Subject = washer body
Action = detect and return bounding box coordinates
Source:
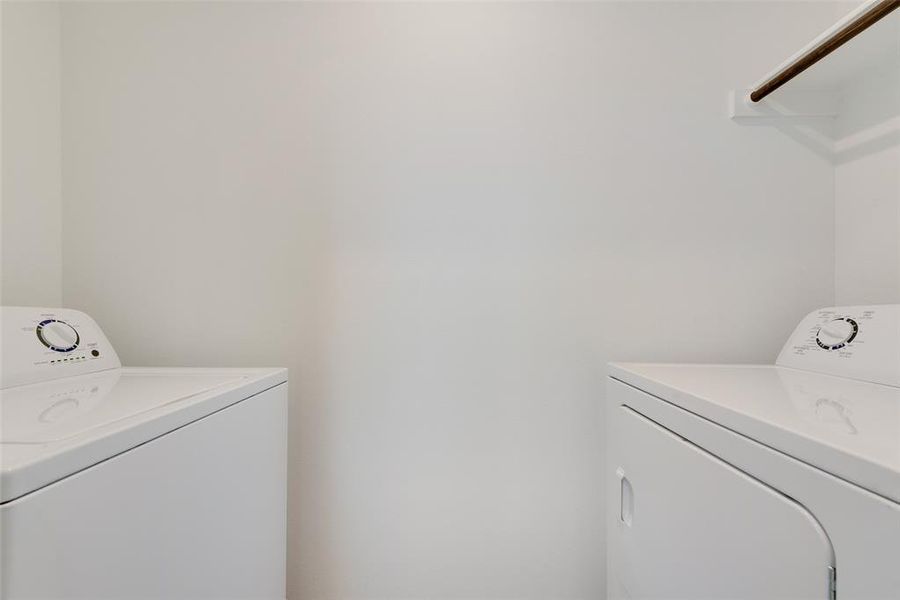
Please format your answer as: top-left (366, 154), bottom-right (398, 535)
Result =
top-left (606, 305), bottom-right (900, 600)
top-left (1, 307), bottom-right (288, 599)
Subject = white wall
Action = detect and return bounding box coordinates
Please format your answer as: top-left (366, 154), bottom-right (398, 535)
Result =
top-left (834, 66), bottom-right (900, 304)
top-left (55, 3), bottom-right (840, 599)
top-left (1, 1), bottom-right (62, 306)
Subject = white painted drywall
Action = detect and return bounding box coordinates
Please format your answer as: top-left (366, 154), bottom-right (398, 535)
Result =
top-left (1, 1), bottom-right (62, 306)
top-left (57, 3), bottom-right (839, 599)
top-left (834, 66), bottom-right (900, 304)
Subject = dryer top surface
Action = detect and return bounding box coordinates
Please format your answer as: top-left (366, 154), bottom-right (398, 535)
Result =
top-left (609, 362), bottom-right (900, 503)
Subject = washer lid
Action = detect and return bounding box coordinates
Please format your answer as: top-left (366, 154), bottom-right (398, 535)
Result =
top-left (1, 366), bottom-right (287, 504)
top-left (2, 370), bottom-right (245, 443)
top-left (609, 363), bottom-right (900, 504)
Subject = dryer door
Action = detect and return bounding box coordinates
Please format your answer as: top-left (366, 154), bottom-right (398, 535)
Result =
top-left (610, 406), bottom-right (834, 600)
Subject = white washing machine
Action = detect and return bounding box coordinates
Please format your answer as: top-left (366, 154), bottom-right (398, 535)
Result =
top-left (0, 307), bottom-right (288, 599)
top-left (607, 305), bottom-right (900, 600)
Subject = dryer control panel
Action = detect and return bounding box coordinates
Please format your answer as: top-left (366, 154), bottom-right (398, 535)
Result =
top-left (1, 307), bottom-right (121, 389)
top-left (776, 305), bottom-right (900, 387)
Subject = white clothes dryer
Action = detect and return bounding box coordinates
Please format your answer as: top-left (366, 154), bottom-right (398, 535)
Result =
top-left (607, 305), bottom-right (900, 600)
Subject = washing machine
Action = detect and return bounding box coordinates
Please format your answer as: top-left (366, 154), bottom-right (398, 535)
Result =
top-left (0, 306), bottom-right (288, 599)
top-left (607, 304), bottom-right (900, 600)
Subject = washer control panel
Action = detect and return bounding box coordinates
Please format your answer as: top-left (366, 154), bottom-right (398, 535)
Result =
top-left (1, 307), bottom-right (121, 389)
top-left (777, 305), bottom-right (900, 387)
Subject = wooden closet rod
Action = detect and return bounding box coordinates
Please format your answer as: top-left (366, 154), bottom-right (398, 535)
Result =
top-left (750, 0), bottom-right (899, 102)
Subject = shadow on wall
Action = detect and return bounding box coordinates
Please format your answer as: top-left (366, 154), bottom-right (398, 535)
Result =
top-left (833, 69), bottom-right (900, 165)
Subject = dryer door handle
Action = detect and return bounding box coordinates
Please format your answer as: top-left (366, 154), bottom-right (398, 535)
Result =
top-left (617, 467), bottom-right (634, 527)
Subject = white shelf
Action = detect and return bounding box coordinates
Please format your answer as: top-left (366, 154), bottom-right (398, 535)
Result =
top-left (729, 89), bottom-right (839, 120)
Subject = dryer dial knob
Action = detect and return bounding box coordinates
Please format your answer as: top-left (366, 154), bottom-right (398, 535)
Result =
top-left (816, 318), bottom-right (858, 350)
top-left (37, 320), bottom-right (80, 352)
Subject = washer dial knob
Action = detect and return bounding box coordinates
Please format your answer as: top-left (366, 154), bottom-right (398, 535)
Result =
top-left (36, 319), bottom-right (80, 352)
top-left (816, 317), bottom-right (858, 350)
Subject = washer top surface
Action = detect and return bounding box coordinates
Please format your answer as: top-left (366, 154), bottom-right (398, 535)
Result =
top-left (609, 362), bottom-right (900, 504)
top-left (1, 366), bottom-right (287, 504)
top-left (4, 369), bottom-right (248, 444)
top-left (0, 307), bottom-right (288, 504)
